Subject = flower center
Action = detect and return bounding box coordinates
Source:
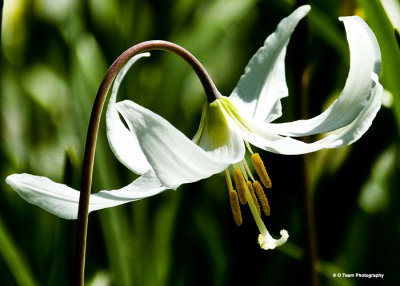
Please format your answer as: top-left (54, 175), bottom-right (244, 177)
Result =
top-left (225, 149), bottom-right (289, 250)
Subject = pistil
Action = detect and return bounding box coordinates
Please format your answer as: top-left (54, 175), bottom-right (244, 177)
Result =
top-left (225, 152), bottom-right (288, 250)
top-left (247, 181), bottom-right (261, 215)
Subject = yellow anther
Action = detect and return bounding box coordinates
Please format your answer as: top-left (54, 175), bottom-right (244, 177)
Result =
top-left (233, 168), bottom-right (247, 204)
top-left (253, 181), bottom-right (271, 216)
top-left (229, 189), bottom-right (242, 226)
top-left (247, 181), bottom-right (261, 215)
top-left (251, 153), bottom-right (272, 188)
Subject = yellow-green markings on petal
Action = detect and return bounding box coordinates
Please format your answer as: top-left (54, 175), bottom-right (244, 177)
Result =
top-left (219, 97), bottom-right (251, 133)
top-left (192, 104), bottom-right (208, 144)
top-left (194, 100), bottom-right (232, 152)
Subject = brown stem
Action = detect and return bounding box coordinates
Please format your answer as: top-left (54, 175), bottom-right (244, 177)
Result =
top-left (73, 40), bottom-right (220, 286)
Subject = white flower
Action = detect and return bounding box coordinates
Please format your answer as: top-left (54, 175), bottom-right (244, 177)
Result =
top-left (5, 5), bottom-right (382, 250)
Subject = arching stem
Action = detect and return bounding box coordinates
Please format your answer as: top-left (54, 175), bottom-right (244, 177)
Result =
top-left (73, 40), bottom-right (220, 286)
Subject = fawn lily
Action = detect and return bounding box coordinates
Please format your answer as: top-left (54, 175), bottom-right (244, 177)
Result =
top-left (6, 5), bottom-right (382, 250)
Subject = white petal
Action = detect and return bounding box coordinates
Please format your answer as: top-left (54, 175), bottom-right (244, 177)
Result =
top-left (6, 172), bottom-right (166, 219)
top-left (233, 116), bottom-right (327, 155)
top-left (6, 173), bottom-right (83, 219)
top-left (312, 73), bottom-right (383, 147)
top-left (222, 75), bottom-right (382, 155)
top-left (268, 16), bottom-right (382, 136)
top-left (229, 5), bottom-right (311, 123)
top-left (220, 97), bottom-right (325, 154)
top-left (106, 53), bottom-right (152, 175)
top-left (91, 170), bottom-right (167, 211)
top-left (116, 100), bottom-right (242, 190)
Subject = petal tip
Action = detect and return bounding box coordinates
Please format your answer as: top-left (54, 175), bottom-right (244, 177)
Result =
top-left (300, 4), bottom-right (311, 13)
top-left (5, 174), bottom-right (14, 184)
top-left (6, 173), bottom-right (26, 186)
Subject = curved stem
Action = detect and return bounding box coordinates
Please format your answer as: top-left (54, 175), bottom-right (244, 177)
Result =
top-left (73, 40), bottom-right (220, 285)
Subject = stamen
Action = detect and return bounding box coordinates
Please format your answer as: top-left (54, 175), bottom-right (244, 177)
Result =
top-left (242, 160), bottom-right (255, 182)
top-left (253, 181), bottom-right (270, 217)
top-left (224, 169), bottom-right (234, 192)
top-left (229, 189), bottom-right (242, 226)
top-left (245, 141), bottom-right (254, 155)
top-left (233, 168), bottom-right (247, 204)
top-left (247, 181), bottom-right (261, 215)
top-left (238, 162), bottom-right (249, 181)
top-left (251, 153), bottom-right (272, 188)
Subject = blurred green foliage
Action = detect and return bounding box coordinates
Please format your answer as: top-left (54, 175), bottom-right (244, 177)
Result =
top-left (1, 0), bottom-right (399, 285)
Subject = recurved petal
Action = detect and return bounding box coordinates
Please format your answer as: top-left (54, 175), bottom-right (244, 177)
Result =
top-left (225, 74), bottom-right (382, 155)
top-left (106, 53), bottom-right (152, 175)
top-left (307, 73), bottom-right (383, 148)
top-left (116, 99), bottom-right (242, 190)
top-left (227, 113), bottom-right (326, 155)
top-left (268, 16), bottom-right (382, 136)
top-left (229, 5), bottom-right (311, 123)
top-left (220, 97), bottom-right (321, 154)
top-left (6, 172), bottom-right (166, 219)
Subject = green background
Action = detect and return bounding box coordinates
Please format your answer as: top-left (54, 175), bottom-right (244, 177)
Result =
top-left (1, 0), bottom-right (399, 285)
